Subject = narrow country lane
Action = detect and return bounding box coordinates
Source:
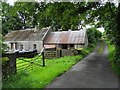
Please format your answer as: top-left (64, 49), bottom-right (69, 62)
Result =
top-left (46, 40), bottom-right (119, 88)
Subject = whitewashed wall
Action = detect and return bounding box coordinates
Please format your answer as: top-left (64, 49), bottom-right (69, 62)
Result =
top-left (5, 41), bottom-right (43, 53)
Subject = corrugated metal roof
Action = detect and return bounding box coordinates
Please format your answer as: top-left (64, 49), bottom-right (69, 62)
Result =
top-left (4, 27), bottom-right (49, 41)
top-left (44, 30), bottom-right (86, 45)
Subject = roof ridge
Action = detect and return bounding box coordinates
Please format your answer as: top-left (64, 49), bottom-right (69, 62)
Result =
top-left (10, 29), bottom-right (34, 33)
top-left (52, 30), bottom-right (85, 33)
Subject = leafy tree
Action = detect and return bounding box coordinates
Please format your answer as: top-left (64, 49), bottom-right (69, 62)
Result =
top-left (2, 2), bottom-right (13, 35)
top-left (87, 27), bottom-right (102, 44)
top-left (2, 2), bottom-right (100, 34)
top-left (2, 2), bottom-right (43, 35)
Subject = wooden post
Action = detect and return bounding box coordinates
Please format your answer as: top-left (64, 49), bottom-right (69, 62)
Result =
top-left (42, 51), bottom-right (45, 67)
top-left (60, 49), bottom-right (62, 57)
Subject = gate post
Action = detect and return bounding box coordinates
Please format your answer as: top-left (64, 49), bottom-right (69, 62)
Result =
top-left (42, 51), bottom-right (45, 67)
top-left (60, 49), bottom-right (62, 57)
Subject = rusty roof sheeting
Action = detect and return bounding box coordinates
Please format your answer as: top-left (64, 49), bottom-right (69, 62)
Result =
top-left (4, 28), bottom-right (49, 41)
top-left (44, 30), bottom-right (86, 45)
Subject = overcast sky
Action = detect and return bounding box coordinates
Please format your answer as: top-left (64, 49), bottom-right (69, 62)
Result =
top-left (6, 0), bottom-right (16, 5)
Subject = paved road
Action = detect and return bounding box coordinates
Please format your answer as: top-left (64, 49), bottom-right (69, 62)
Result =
top-left (46, 41), bottom-right (119, 88)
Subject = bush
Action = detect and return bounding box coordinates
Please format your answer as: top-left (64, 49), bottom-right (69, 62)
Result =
top-left (88, 43), bottom-right (95, 47)
top-left (81, 49), bottom-right (89, 56)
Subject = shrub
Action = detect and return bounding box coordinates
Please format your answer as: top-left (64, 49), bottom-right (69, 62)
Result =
top-left (81, 49), bottom-right (89, 56)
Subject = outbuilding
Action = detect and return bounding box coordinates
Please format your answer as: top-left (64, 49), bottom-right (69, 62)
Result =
top-left (44, 30), bottom-right (88, 50)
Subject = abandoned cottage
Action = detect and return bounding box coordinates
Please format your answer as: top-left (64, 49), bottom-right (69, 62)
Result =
top-left (4, 27), bottom-right (51, 53)
top-left (44, 30), bottom-right (88, 49)
top-left (4, 27), bottom-right (88, 54)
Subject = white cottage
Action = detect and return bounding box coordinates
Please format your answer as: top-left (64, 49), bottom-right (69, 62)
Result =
top-left (4, 27), bottom-right (51, 53)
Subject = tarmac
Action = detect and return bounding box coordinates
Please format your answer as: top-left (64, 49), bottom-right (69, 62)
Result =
top-left (46, 41), bottom-right (119, 88)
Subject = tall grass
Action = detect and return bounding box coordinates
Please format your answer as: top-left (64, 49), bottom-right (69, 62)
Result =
top-left (106, 41), bottom-right (120, 76)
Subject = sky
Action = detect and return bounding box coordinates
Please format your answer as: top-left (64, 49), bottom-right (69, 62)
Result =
top-left (97, 27), bottom-right (104, 33)
top-left (6, 0), bottom-right (16, 5)
top-left (84, 25), bottom-right (104, 33)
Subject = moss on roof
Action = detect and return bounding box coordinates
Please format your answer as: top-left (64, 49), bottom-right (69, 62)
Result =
top-left (4, 28), bottom-right (49, 41)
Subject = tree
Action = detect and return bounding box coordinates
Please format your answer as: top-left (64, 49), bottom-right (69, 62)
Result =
top-left (2, 2), bottom-right (13, 35)
top-left (87, 27), bottom-right (102, 44)
top-left (2, 2), bottom-right (100, 33)
top-left (2, 2), bottom-right (43, 35)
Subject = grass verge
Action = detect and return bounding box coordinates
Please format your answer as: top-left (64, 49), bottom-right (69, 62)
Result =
top-left (106, 41), bottom-right (120, 76)
top-left (98, 40), bottom-right (104, 54)
top-left (3, 46), bottom-right (95, 88)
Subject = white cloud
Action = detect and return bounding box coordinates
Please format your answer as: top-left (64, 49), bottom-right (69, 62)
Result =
top-left (6, 0), bottom-right (16, 5)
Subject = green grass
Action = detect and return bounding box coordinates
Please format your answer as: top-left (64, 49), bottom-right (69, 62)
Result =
top-left (106, 41), bottom-right (120, 76)
top-left (3, 46), bottom-right (95, 88)
top-left (98, 41), bottom-right (104, 54)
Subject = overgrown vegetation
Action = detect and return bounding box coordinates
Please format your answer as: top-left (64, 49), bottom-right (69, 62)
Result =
top-left (3, 46), bottom-right (95, 88)
top-left (89, 2), bottom-right (120, 67)
top-left (107, 41), bottom-right (120, 76)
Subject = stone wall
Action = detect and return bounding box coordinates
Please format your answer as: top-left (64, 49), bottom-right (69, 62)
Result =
top-left (61, 49), bottom-right (78, 57)
top-left (44, 49), bottom-right (79, 59)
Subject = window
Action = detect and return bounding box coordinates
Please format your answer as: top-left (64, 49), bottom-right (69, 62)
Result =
top-left (33, 44), bottom-right (37, 50)
top-left (20, 44), bottom-right (23, 51)
top-left (11, 43), bottom-right (14, 50)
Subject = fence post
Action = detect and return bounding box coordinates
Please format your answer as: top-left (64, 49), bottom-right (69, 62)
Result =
top-left (60, 49), bottom-right (62, 57)
top-left (42, 51), bottom-right (45, 67)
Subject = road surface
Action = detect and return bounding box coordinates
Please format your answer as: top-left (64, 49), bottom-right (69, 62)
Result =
top-left (46, 41), bottom-right (119, 88)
